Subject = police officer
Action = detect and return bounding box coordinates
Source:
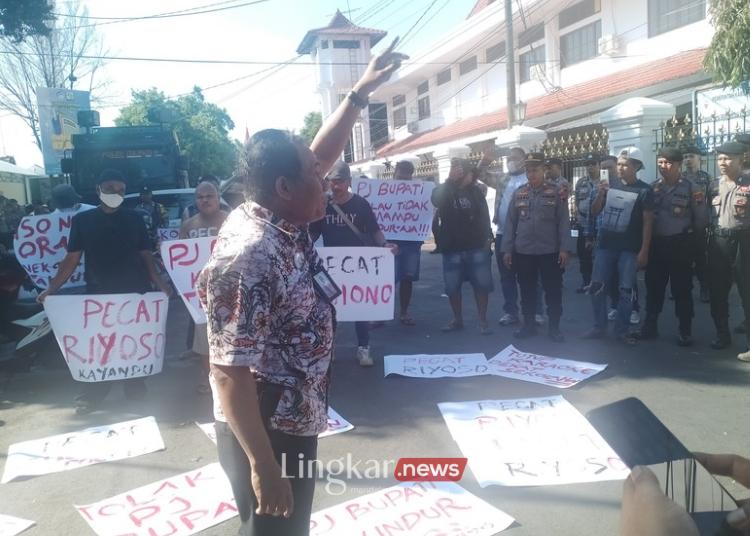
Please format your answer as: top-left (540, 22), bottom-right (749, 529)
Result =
top-left (682, 145), bottom-right (711, 303)
top-left (502, 152), bottom-right (571, 341)
top-left (573, 154), bottom-right (600, 293)
top-left (707, 141), bottom-right (750, 361)
top-left (640, 148), bottom-right (707, 346)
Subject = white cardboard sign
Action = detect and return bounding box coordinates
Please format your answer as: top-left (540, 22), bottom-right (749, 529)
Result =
top-left (44, 292), bottom-right (168, 382)
top-left (352, 178), bottom-right (435, 241)
top-left (0, 514), bottom-right (35, 536)
top-left (157, 227), bottom-right (180, 242)
top-left (384, 353), bottom-right (490, 378)
top-left (438, 396), bottom-right (630, 487)
top-left (76, 463), bottom-right (237, 536)
top-left (317, 246), bottom-right (394, 321)
top-left (160, 237), bottom-right (215, 323)
top-left (13, 213), bottom-right (85, 289)
top-left (309, 481), bottom-right (514, 535)
top-left (1, 417), bottom-right (165, 484)
top-left (488, 345), bottom-right (607, 388)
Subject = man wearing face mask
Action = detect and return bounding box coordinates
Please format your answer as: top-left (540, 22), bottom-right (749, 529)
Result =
top-left (38, 168), bottom-right (172, 413)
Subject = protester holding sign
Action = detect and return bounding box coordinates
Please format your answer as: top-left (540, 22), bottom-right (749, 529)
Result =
top-left (197, 40), bottom-right (406, 536)
top-left (38, 168), bottom-right (172, 414)
top-left (309, 160), bottom-right (397, 367)
top-left (391, 160), bottom-right (422, 325)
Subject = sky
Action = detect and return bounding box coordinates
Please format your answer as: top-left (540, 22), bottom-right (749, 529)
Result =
top-left (0, 0), bottom-right (476, 169)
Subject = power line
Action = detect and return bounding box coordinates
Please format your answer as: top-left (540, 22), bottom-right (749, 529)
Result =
top-left (51, 0), bottom-right (247, 20)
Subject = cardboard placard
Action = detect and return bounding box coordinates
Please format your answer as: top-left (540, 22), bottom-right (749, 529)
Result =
top-left (160, 237), bottom-right (216, 323)
top-left (384, 354), bottom-right (490, 378)
top-left (488, 345), bottom-right (607, 388)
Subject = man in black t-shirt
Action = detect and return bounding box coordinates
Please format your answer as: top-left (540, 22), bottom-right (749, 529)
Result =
top-left (38, 169), bottom-right (172, 413)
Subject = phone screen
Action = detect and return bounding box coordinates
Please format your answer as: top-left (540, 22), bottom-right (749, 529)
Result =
top-left (600, 169), bottom-right (610, 184)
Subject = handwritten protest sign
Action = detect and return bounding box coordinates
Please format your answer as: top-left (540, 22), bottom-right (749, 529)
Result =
top-left (318, 246), bottom-right (394, 321)
top-left (161, 237), bottom-right (215, 323)
top-left (0, 514), bottom-right (35, 536)
top-left (13, 213), bottom-right (85, 289)
top-left (384, 353), bottom-right (490, 378)
top-left (157, 227), bottom-right (180, 242)
top-left (438, 396), bottom-right (629, 487)
top-left (44, 292), bottom-right (168, 382)
top-left (488, 345), bottom-right (607, 388)
top-left (352, 178), bottom-right (435, 241)
top-left (76, 463), bottom-right (237, 536)
top-left (309, 481), bottom-right (514, 535)
top-left (1, 417), bottom-right (164, 484)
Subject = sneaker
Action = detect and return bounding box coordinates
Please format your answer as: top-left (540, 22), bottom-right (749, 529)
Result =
top-left (534, 314), bottom-right (545, 326)
top-left (607, 308), bottom-right (617, 321)
top-left (738, 349), bottom-right (750, 362)
top-left (677, 334), bottom-right (693, 347)
top-left (630, 310), bottom-right (640, 325)
top-left (498, 313), bottom-right (519, 326)
top-left (356, 346), bottom-right (374, 367)
top-left (711, 335), bottom-right (732, 350)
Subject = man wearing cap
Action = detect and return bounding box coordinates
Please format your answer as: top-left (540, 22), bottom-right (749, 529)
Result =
top-left (502, 152), bottom-right (571, 341)
top-left (573, 154), bottom-right (601, 293)
top-left (51, 184), bottom-right (95, 215)
top-left (586, 147), bottom-right (654, 344)
top-left (639, 148), bottom-right (707, 346)
top-left (706, 141), bottom-right (750, 360)
top-left (38, 169), bottom-right (172, 413)
top-left (682, 146), bottom-right (712, 303)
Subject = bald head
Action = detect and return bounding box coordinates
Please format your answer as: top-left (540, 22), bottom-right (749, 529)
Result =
top-left (195, 181), bottom-right (220, 216)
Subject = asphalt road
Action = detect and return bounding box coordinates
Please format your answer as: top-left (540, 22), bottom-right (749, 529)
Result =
top-left (1, 247), bottom-right (748, 535)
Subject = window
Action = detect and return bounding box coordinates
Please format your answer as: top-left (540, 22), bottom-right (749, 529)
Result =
top-left (418, 96), bottom-right (430, 120)
top-left (518, 23), bottom-right (544, 48)
top-left (321, 40), bottom-right (329, 49)
top-left (333, 40), bottom-right (360, 49)
top-left (459, 56), bottom-right (478, 75)
top-left (559, 0), bottom-right (600, 29)
top-left (519, 45), bottom-right (546, 83)
top-left (437, 68), bottom-right (452, 85)
top-left (418, 80), bottom-right (429, 95)
top-left (486, 41), bottom-right (506, 63)
top-left (560, 20), bottom-right (601, 67)
top-left (393, 106), bottom-right (406, 128)
top-left (392, 94), bottom-right (405, 106)
top-left (648, 0), bottom-right (705, 37)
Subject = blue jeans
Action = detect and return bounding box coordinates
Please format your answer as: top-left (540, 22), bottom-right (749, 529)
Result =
top-left (355, 321), bottom-right (369, 347)
top-left (591, 248), bottom-right (638, 336)
top-left (495, 235), bottom-right (543, 316)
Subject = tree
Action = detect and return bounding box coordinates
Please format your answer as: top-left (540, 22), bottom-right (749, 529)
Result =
top-left (0, 0), bottom-right (108, 149)
top-left (0, 0), bottom-right (54, 42)
top-left (116, 87), bottom-right (238, 183)
top-left (300, 111), bottom-right (323, 144)
top-left (705, 0), bottom-right (750, 90)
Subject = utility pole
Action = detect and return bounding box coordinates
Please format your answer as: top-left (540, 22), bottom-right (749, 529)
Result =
top-left (505, 0), bottom-right (516, 127)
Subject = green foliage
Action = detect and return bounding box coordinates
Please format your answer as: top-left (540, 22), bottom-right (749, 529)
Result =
top-left (300, 111), bottom-right (323, 144)
top-left (116, 87), bottom-right (238, 183)
top-left (0, 0), bottom-right (53, 42)
top-left (705, 0), bottom-right (750, 90)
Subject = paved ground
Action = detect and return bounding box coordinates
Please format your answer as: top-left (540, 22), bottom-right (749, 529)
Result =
top-left (1, 247), bottom-right (748, 535)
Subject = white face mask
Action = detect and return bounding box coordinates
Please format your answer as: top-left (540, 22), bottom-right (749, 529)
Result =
top-left (99, 191), bottom-right (124, 208)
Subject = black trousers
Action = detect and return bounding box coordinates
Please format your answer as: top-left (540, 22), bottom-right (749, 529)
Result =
top-left (576, 233), bottom-right (593, 286)
top-left (514, 253), bottom-right (562, 327)
top-left (645, 234), bottom-right (694, 331)
top-left (215, 384), bottom-right (318, 536)
top-left (693, 228), bottom-right (708, 286)
top-left (708, 230), bottom-right (750, 334)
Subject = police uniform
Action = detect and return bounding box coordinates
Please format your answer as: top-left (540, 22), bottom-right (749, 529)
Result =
top-left (706, 142), bottom-right (750, 355)
top-left (501, 154), bottom-right (571, 341)
top-left (683, 168), bottom-right (711, 298)
top-left (642, 173), bottom-right (707, 344)
top-left (574, 173), bottom-right (598, 287)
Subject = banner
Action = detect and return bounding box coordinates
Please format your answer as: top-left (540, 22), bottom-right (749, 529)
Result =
top-left (13, 213), bottom-right (85, 289)
top-left (309, 481), bottom-right (514, 535)
top-left (36, 88), bottom-right (90, 176)
top-left (438, 396), bottom-right (629, 487)
top-left (317, 246), bottom-right (394, 321)
top-left (1, 417), bottom-right (164, 484)
top-left (160, 237), bottom-right (215, 323)
top-left (352, 178), bottom-right (435, 241)
top-left (488, 345), bottom-right (607, 388)
top-left (44, 292), bottom-right (168, 382)
top-left (76, 463), bottom-right (237, 536)
top-left (384, 353), bottom-right (490, 378)
top-left (0, 514), bottom-right (35, 536)
top-left (158, 227), bottom-right (180, 242)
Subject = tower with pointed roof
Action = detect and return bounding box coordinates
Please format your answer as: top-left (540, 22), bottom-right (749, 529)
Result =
top-left (297, 10), bottom-right (386, 162)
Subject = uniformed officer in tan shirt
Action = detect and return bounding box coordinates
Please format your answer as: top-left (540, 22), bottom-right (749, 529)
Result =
top-left (501, 152), bottom-right (571, 342)
top-left (707, 141), bottom-right (750, 361)
top-left (640, 147), bottom-right (707, 346)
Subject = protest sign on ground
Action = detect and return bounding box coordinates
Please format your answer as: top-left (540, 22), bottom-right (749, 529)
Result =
top-left (488, 345), bottom-right (607, 388)
top-left (309, 481), bottom-right (514, 535)
top-left (352, 178), bottom-right (435, 241)
top-left (1, 417), bottom-right (164, 484)
top-left (157, 227), bottom-right (180, 242)
top-left (161, 237), bottom-right (215, 323)
top-left (438, 396), bottom-right (630, 487)
top-left (384, 353), bottom-right (490, 378)
top-left (44, 292), bottom-right (168, 382)
top-left (0, 514), bottom-right (35, 536)
top-left (13, 213), bottom-right (85, 289)
top-left (76, 463), bottom-right (237, 536)
top-left (317, 246), bottom-right (394, 321)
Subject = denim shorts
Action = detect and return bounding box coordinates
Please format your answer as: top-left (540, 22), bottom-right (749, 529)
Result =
top-left (442, 248), bottom-right (495, 295)
top-left (394, 240), bottom-right (422, 282)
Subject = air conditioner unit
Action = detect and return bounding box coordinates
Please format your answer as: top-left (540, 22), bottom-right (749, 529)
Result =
top-left (530, 64), bottom-right (546, 82)
top-left (407, 121), bottom-right (420, 133)
top-left (598, 34), bottom-right (622, 56)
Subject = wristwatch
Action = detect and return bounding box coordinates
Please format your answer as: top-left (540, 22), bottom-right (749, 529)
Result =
top-left (347, 90), bottom-right (369, 109)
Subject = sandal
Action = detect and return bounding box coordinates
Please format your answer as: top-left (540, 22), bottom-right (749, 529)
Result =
top-left (440, 321), bottom-right (464, 333)
top-left (399, 315), bottom-right (416, 326)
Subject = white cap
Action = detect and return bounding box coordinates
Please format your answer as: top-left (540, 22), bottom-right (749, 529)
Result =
top-left (618, 146), bottom-right (644, 169)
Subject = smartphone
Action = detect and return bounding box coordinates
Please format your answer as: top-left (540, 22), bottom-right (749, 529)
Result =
top-left (600, 169), bottom-right (610, 185)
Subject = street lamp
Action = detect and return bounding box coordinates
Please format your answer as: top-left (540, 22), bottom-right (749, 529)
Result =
top-left (513, 101), bottom-right (527, 125)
